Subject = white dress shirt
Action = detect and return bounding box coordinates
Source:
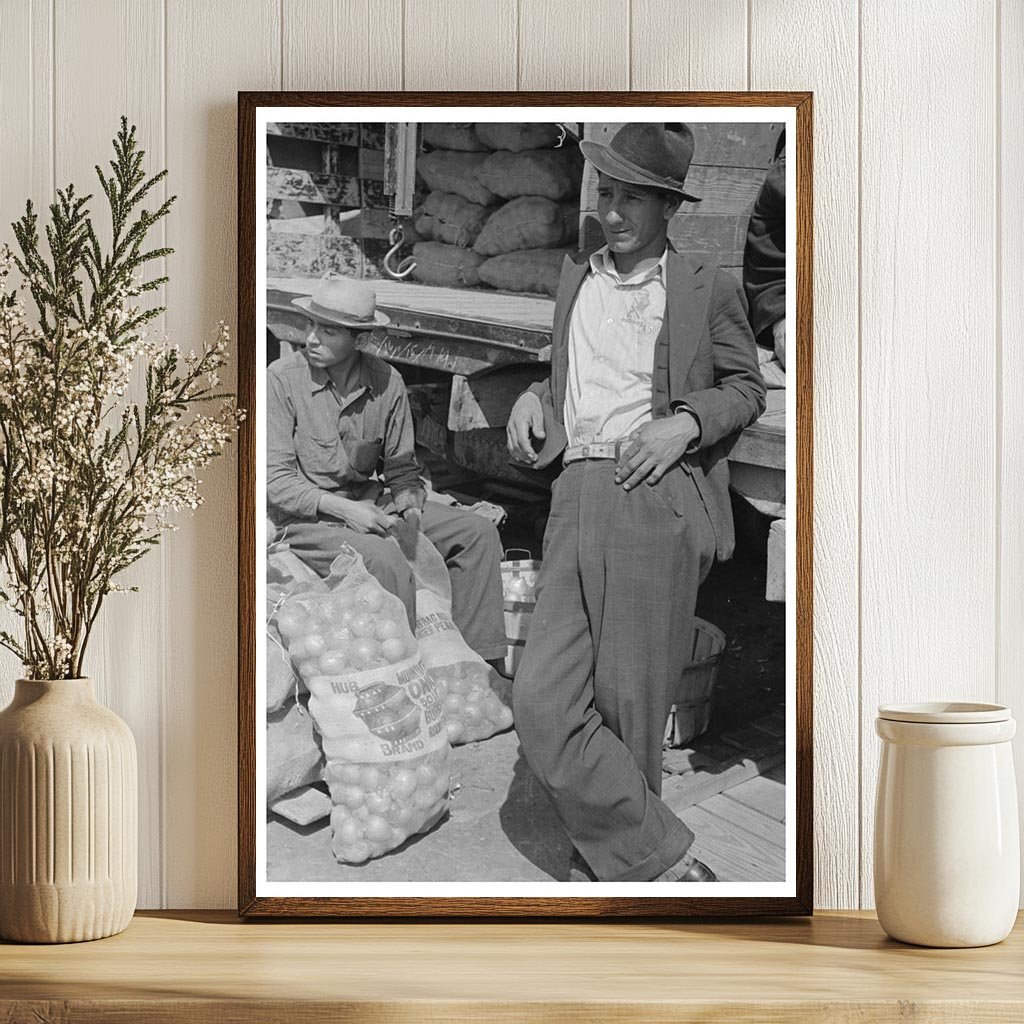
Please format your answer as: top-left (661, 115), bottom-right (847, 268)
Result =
top-left (563, 246), bottom-right (668, 446)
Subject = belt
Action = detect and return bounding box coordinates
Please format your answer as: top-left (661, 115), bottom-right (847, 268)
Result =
top-left (563, 441), bottom-right (625, 465)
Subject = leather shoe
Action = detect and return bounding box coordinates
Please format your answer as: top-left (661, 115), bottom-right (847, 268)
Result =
top-left (652, 855), bottom-right (718, 883)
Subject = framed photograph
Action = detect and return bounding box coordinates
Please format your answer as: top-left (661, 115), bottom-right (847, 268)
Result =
top-left (238, 91), bottom-right (812, 917)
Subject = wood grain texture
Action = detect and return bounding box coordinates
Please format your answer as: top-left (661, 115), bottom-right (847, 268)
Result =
top-left (163, 0), bottom-right (280, 908)
top-left (0, 2), bottom-right (53, 700)
top-left (859, 0), bottom-right (998, 908)
top-left (404, 0), bottom-right (517, 90)
top-left (1000, 0), bottom-right (1024, 901)
top-left (518, 0), bottom-right (629, 90)
top-left (52, 0), bottom-right (166, 910)
top-left (630, 0), bottom-right (747, 90)
top-left (3, 910), bottom-right (1024, 1022)
top-left (283, 0), bottom-right (402, 91)
top-left (751, 0), bottom-right (859, 910)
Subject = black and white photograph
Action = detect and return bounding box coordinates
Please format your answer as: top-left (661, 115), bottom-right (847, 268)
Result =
top-left (243, 98), bottom-right (808, 914)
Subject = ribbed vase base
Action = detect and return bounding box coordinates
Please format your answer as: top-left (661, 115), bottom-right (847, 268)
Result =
top-left (0, 880), bottom-right (135, 943)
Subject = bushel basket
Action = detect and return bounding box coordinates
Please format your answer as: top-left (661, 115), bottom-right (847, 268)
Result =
top-left (664, 617), bottom-right (726, 748)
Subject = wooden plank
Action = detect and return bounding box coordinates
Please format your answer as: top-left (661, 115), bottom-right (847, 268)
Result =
top-left (266, 166), bottom-right (361, 207)
top-left (0, 0), bottom-right (53, 698)
top-left (661, 747), bottom-right (786, 814)
top-left (448, 367), bottom-right (549, 431)
top-left (10, 911), bottom-right (1024, 1015)
top-left (689, 122), bottom-right (786, 168)
top-left (630, 0), bottom-right (747, 91)
top-left (267, 233), bottom-right (363, 279)
top-left (269, 276), bottom-right (557, 333)
top-left (1001, 0), bottom-right (1024, 908)
top-left (54, 0), bottom-right (165, 910)
top-left (767, 517), bottom-right (786, 602)
top-left (751, 0), bottom-right (859, 910)
top-left (704, 792), bottom-right (786, 850)
top-left (165, 0), bottom-right (280, 909)
top-left (282, 0), bottom-right (401, 90)
top-left (858, 0), bottom-right (997, 910)
top-left (680, 803), bottom-right (787, 882)
top-left (358, 146), bottom-right (385, 181)
top-left (518, 0), bottom-right (629, 90)
top-left (726, 772), bottom-right (788, 823)
top-left (267, 122), bottom-right (361, 145)
top-left (404, 0), bottom-right (517, 90)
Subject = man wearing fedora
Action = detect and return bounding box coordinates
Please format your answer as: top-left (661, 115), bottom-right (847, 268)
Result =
top-left (507, 123), bottom-right (766, 883)
top-left (267, 275), bottom-right (508, 667)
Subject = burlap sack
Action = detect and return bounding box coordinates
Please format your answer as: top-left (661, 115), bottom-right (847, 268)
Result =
top-left (281, 546), bottom-right (451, 865)
top-left (409, 534), bottom-right (513, 745)
top-left (415, 191), bottom-right (493, 248)
top-left (417, 150), bottom-right (496, 206)
top-left (474, 148), bottom-right (583, 201)
top-left (412, 241), bottom-right (485, 288)
top-left (422, 123), bottom-right (490, 151)
top-left (475, 122), bottom-right (562, 152)
top-left (473, 197), bottom-right (578, 255)
top-left (478, 249), bottom-right (571, 298)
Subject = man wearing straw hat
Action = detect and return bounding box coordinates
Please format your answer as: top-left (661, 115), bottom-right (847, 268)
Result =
top-left (507, 123), bottom-right (767, 883)
top-left (267, 275), bottom-right (508, 669)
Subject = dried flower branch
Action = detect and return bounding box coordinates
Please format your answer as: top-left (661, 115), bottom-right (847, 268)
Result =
top-left (0, 117), bottom-right (242, 679)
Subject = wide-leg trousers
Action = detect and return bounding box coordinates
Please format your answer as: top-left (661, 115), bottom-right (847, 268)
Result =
top-left (512, 459), bottom-right (717, 881)
top-left (281, 500), bottom-right (508, 662)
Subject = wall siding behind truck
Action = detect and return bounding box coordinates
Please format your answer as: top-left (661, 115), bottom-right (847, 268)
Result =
top-left (0, 0), bottom-right (1016, 910)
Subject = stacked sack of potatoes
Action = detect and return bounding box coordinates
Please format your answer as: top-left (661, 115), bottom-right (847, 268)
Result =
top-left (266, 542), bottom-right (329, 826)
top-left (411, 123), bottom-right (582, 297)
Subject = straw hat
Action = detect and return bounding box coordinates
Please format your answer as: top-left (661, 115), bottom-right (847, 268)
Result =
top-left (291, 274), bottom-right (390, 328)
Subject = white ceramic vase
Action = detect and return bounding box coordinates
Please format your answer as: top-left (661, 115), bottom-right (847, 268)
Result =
top-left (874, 702), bottom-right (1019, 948)
top-left (0, 678), bottom-right (137, 943)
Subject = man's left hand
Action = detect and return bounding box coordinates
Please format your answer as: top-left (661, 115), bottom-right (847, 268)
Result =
top-left (615, 414), bottom-right (700, 490)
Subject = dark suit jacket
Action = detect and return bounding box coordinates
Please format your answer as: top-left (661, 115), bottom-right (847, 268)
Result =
top-left (525, 244), bottom-right (766, 560)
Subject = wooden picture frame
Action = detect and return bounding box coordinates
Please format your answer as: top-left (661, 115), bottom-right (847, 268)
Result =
top-left (238, 91), bottom-right (813, 917)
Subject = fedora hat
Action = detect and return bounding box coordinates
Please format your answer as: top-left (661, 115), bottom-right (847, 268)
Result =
top-left (291, 274), bottom-right (390, 329)
top-left (579, 122), bottom-right (702, 202)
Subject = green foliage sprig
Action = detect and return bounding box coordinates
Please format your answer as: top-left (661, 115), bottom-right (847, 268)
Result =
top-left (0, 117), bottom-right (242, 679)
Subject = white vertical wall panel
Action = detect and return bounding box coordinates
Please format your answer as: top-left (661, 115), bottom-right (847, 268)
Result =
top-left (283, 0), bottom-right (402, 91)
top-left (0, 0), bottom-right (1019, 911)
top-left (750, 0), bottom-right (860, 910)
top-left (53, 0), bottom-right (167, 909)
top-left (404, 0), bottom-right (517, 90)
top-left (859, 0), bottom-right (998, 908)
top-left (631, 0), bottom-right (747, 91)
top-left (164, 0), bottom-right (280, 908)
top-left (999, 0), bottom-right (1024, 898)
top-left (518, 0), bottom-right (629, 90)
top-left (0, 1), bottom-right (53, 698)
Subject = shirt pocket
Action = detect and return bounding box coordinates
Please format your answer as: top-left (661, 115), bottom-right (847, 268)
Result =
top-left (342, 437), bottom-right (384, 477)
top-left (296, 428), bottom-right (344, 479)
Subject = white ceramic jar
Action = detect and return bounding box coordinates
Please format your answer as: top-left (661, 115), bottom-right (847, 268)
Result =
top-left (874, 702), bottom-right (1019, 947)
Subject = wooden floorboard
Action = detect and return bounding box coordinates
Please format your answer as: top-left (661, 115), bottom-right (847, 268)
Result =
top-left (703, 792), bottom-right (786, 850)
top-left (723, 772), bottom-right (787, 823)
top-left (681, 802), bottom-right (787, 883)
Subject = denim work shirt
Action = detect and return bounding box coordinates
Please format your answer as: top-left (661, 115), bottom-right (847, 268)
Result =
top-left (266, 349), bottom-right (426, 525)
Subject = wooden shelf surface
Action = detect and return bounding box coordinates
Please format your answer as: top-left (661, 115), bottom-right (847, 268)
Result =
top-left (2, 910), bottom-right (1023, 1021)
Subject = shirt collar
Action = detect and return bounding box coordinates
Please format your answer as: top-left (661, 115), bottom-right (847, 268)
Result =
top-left (590, 244), bottom-right (668, 285)
top-left (308, 352), bottom-right (378, 399)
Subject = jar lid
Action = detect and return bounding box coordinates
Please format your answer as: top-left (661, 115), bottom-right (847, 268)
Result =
top-left (877, 701), bottom-right (1011, 724)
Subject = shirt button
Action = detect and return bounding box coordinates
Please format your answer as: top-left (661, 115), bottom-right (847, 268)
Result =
top-left (606, 318), bottom-right (614, 324)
